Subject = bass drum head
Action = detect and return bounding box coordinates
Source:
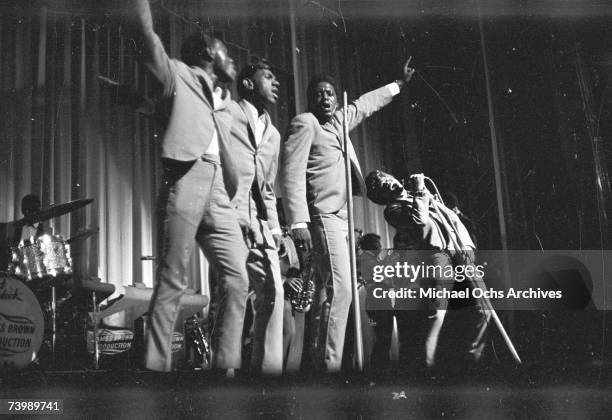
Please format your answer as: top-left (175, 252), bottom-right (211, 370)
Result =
top-left (0, 274), bottom-right (44, 373)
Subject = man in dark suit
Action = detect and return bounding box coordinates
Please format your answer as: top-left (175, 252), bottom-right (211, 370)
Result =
top-left (218, 61), bottom-right (284, 374)
top-left (128, 0), bottom-right (249, 374)
top-left (279, 60), bottom-right (415, 372)
top-left (366, 170), bottom-right (488, 369)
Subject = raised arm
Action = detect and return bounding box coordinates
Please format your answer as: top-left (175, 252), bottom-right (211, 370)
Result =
top-left (337, 58), bottom-right (415, 131)
top-left (127, 0), bottom-right (175, 96)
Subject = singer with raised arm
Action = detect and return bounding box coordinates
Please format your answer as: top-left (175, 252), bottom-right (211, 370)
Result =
top-left (125, 0), bottom-right (250, 375)
top-left (279, 59), bottom-right (415, 372)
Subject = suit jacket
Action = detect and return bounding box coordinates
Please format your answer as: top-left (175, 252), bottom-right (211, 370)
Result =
top-left (385, 191), bottom-right (476, 252)
top-left (219, 99), bottom-right (281, 231)
top-left (280, 84), bottom-right (397, 225)
top-left (136, 30), bottom-right (238, 199)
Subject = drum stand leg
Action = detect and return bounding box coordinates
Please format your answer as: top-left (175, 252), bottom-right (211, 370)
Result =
top-left (51, 286), bottom-right (56, 367)
top-left (93, 291), bottom-right (99, 370)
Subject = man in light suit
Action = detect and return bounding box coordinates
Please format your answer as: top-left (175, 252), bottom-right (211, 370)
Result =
top-left (128, 0), bottom-right (250, 373)
top-left (218, 61), bottom-right (284, 374)
top-left (279, 60), bottom-right (415, 372)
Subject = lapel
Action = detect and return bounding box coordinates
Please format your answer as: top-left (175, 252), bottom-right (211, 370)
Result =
top-left (238, 100), bottom-right (258, 150)
top-left (190, 67), bottom-right (217, 111)
top-left (321, 120), bottom-right (341, 147)
top-left (260, 112), bottom-right (274, 148)
top-left (317, 112), bottom-right (364, 186)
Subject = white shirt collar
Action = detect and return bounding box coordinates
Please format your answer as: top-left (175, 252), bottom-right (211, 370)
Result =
top-left (243, 99), bottom-right (266, 122)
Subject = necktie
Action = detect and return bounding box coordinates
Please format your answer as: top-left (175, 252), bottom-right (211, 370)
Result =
top-left (246, 123), bottom-right (268, 221)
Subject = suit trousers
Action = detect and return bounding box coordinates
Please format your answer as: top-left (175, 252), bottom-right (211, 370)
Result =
top-left (244, 218), bottom-right (284, 374)
top-left (146, 158), bottom-right (249, 372)
top-left (395, 251), bottom-right (453, 369)
top-left (309, 212), bottom-right (352, 372)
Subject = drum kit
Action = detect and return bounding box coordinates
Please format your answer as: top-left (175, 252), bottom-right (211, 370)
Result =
top-left (0, 198), bottom-right (111, 374)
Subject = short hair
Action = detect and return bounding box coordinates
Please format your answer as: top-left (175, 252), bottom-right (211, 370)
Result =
top-left (306, 74), bottom-right (338, 113)
top-left (237, 59), bottom-right (272, 99)
top-left (365, 170), bottom-right (403, 205)
top-left (442, 191), bottom-right (459, 209)
top-left (181, 32), bottom-right (215, 67)
top-left (21, 194), bottom-right (41, 215)
top-left (360, 233), bottom-right (381, 251)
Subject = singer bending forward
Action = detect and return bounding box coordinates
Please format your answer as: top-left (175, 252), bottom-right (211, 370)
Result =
top-left (279, 60), bottom-right (415, 372)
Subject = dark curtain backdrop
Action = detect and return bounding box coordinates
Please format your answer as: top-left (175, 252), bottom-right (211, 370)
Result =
top-left (2, 0), bottom-right (610, 302)
top-left (1, 0), bottom-right (611, 362)
top-left (0, 1), bottom-right (412, 297)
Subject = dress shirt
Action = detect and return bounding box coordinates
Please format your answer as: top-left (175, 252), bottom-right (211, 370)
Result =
top-left (243, 100), bottom-right (267, 146)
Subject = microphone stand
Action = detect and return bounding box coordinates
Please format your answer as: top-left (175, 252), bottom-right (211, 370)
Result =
top-left (343, 92), bottom-right (364, 371)
top-left (425, 177), bottom-right (521, 364)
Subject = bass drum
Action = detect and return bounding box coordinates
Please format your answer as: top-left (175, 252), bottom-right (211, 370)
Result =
top-left (0, 274), bottom-right (44, 373)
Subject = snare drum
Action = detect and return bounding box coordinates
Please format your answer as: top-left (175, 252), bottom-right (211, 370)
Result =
top-left (11, 234), bottom-right (72, 280)
top-left (0, 274), bottom-right (44, 372)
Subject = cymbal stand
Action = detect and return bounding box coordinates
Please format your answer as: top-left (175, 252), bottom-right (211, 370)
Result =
top-left (93, 291), bottom-right (99, 369)
top-left (51, 285), bottom-right (56, 366)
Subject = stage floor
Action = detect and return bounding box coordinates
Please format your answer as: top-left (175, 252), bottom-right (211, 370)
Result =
top-left (2, 366), bottom-right (612, 419)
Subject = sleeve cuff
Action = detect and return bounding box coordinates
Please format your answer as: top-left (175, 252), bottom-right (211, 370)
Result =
top-left (387, 82), bottom-right (401, 96)
top-left (291, 222), bottom-right (308, 230)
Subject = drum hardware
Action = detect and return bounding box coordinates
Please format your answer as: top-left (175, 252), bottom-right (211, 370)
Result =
top-left (1, 198), bottom-right (96, 372)
top-left (51, 286), bottom-right (56, 365)
top-left (42, 292), bottom-right (72, 314)
top-left (12, 198), bottom-right (94, 229)
top-left (11, 234), bottom-right (72, 280)
top-left (72, 278), bottom-right (115, 370)
top-left (66, 227), bottom-right (99, 245)
top-left (92, 290), bottom-right (99, 369)
top-left (0, 274), bottom-right (44, 375)
top-left (95, 285), bottom-right (208, 370)
top-left (10, 234), bottom-right (72, 368)
top-left (185, 314), bottom-right (211, 369)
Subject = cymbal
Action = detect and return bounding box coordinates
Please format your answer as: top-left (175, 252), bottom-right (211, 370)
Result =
top-left (15, 198), bottom-right (94, 226)
top-left (66, 227), bottom-right (99, 244)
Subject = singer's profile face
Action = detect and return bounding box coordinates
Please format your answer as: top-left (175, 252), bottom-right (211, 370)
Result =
top-left (212, 39), bottom-right (236, 83)
top-left (313, 82), bottom-right (337, 122)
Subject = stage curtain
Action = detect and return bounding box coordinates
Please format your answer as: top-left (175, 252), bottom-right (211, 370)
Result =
top-left (0, 3), bottom-right (410, 303)
top-left (0, 4), bottom-right (297, 302)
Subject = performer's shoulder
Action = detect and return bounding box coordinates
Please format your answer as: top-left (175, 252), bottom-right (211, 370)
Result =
top-left (171, 58), bottom-right (191, 74)
top-left (227, 99), bottom-right (243, 114)
top-left (290, 112), bottom-right (318, 126)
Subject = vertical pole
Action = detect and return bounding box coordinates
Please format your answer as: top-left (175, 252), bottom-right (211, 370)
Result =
top-left (477, 0), bottom-right (516, 339)
top-left (93, 291), bottom-right (99, 369)
top-left (477, 1), bottom-right (509, 252)
top-left (51, 285), bottom-right (56, 366)
top-left (343, 92), bottom-right (364, 371)
top-left (289, 0), bottom-right (302, 114)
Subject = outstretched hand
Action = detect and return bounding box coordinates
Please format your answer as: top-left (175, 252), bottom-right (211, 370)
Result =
top-left (402, 57), bottom-right (415, 84)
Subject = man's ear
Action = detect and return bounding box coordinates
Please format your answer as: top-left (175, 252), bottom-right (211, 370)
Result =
top-left (202, 46), bottom-right (215, 61)
top-left (242, 78), bottom-right (255, 92)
